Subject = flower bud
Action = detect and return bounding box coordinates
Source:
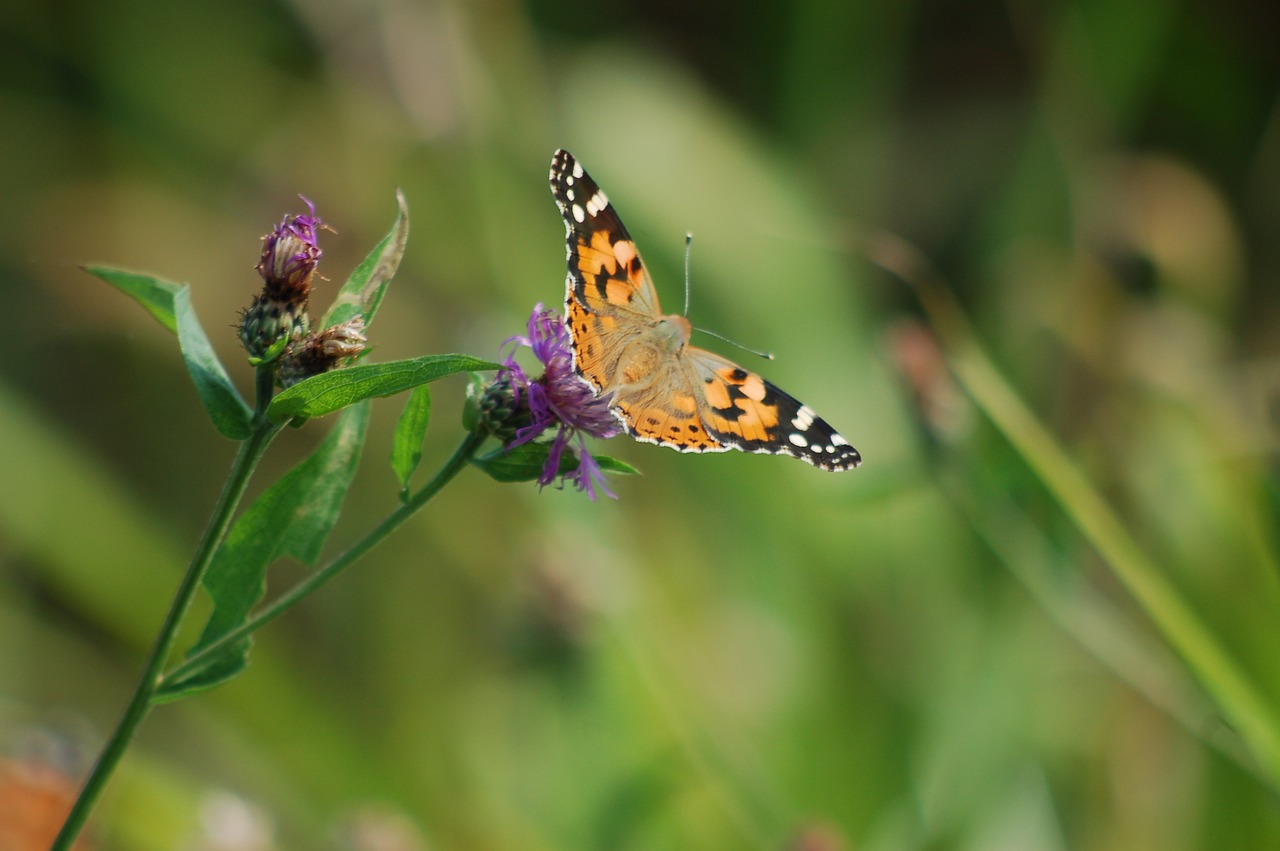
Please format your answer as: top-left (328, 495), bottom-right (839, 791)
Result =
top-left (276, 317), bottom-right (367, 388)
top-left (468, 372), bottom-right (532, 441)
top-left (239, 198), bottom-right (326, 361)
top-left (238, 295), bottom-right (311, 360)
top-left (256, 198), bottom-right (324, 304)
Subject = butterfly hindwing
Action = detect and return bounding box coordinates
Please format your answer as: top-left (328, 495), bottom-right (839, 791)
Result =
top-left (687, 348), bottom-right (862, 471)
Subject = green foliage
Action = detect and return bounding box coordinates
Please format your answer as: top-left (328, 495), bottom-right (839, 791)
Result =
top-left (157, 403), bottom-right (370, 702)
top-left (321, 189), bottom-right (409, 329)
top-left (84, 266), bottom-right (181, 333)
top-left (391, 385), bottom-right (432, 497)
top-left (10, 3), bottom-right (1280, 849)
top-left (86, 266), bottom-right (252, 439)
top-left (267, 355), bottom-right (497, 422)
top-left (173, 288), bottom-right (253, 439)
top-left (472, 441), bottom-right (638, 483)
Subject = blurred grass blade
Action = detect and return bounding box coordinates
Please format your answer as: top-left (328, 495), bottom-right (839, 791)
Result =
top-left (321, 189), bottom-right (409, 329)
top-left (391, 385), bottom-right (431, 498)
top-left (157, 402), bottom-right (370, 702)
top-left (84, 266), bottom-right (180, 333)
top-left (268, 354), bottom-right (497, 422)
top-left (943, 464), bottom-right (1264, 782)
top-left (876, 233), bottom-right (1280, 787)
top-left (472, 442), bottom-right (637, 483)
top-left (87, 265), bottom-right (252, 439)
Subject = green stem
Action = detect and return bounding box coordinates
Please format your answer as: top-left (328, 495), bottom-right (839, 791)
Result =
top-left (52, 386), bottom-right (284, 850)
top-left (162, 428), bottom-right (489, 688)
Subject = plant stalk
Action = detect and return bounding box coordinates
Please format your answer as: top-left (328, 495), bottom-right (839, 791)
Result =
top-left (162, 428), bottom-right (488, 688)
top-left (51, 372), bottom-right (284, 850)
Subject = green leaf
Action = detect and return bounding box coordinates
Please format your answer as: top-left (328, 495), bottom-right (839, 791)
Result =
top-left (321, 190), bottom-right (409, 329)
top-left (86, 266), bottom-right (251, 439)
top-left (85, 266), bottom-right (181, 333)
top-left (267, 354), bottom-right (497, 423)
top-left (472, 442), bottom-right (638, 483)
top-left (391, 385), bottom-right (431, 497)
top-left (594, 455), bottom-right (640, 476)
top-left (156, 402), bottom-right (370, 701)
top-left (471, 443), bottom-right (551, 483)
top-left (247, 333), bottom-right (291, 367)
top-left (174, 288), bottom-right (253, 439)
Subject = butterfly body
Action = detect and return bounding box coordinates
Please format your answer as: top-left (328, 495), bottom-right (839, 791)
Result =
top-left (549, 149), bottom-right (861, 472)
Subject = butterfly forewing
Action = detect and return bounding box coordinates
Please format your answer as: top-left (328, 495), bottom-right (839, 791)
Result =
top-left (549, 149), bottom-right (661, 319)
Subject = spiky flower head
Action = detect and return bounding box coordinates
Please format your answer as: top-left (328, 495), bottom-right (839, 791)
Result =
top-left (239, 198), bottom-right (326, 360)
top-left (238, 295), bottom-right (312, 361)
top-left (484, 304), bottom-right (621, 500)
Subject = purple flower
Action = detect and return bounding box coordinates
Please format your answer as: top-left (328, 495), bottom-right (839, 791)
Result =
top-left (498, 305), bottom-right (621, 500)
top-left (256, 196), bottom-right (325, 303)
top-left (240, 198), bottom-right (328, 359)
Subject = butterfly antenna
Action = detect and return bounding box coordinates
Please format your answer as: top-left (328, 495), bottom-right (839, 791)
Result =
top-left (695, 326), bottom-right (775, 361)
top-left (682, 232), bottom-right (693, 317)
top-left (682, 232), bottom-right (773, 360)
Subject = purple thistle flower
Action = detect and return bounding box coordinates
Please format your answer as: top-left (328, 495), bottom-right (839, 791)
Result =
top-left (498, 304), bottom-right (621, 500)
top-left (256, 196), bottom-right (325, 303)
top-left (240, 197), bottom-right (328, 359)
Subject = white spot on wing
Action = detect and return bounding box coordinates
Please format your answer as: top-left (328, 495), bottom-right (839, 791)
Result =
top-left (831, 434), bottom-right (849, 446)
top-left (572, 204), bottom-right (585, 223)
top-left (585, 191), bottom-right (609, 217)
top-left (788, 433), bottom-right (808, 448)
top-left (791, 406), bottom-right (815, 431)
top-left (572, 161), bottom-right (584, 179)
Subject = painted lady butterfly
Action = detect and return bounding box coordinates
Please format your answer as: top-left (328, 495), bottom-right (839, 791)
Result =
top-left (549, 149), bottom-right (862, 472)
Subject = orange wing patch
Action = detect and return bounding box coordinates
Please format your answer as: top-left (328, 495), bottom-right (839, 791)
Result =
top-left (703, 366), bottom-right (782, 444)
top-left (572, 233), bottom-right (645, 309)
top-left (566, 298), bottom-right (612, 392)
top-left (575, 232), bottom-right (619, 278)
top-left (616, 398), bottom-right (726, 452)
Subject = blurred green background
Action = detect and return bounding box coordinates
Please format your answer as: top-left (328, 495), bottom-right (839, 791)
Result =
top-left (3, 0), bottom-right (1279, 848)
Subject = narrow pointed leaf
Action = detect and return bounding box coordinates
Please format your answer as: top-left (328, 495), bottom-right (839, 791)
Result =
top-left (391, 385), bottom-right (431, 496)
top-left (471, 443), bottom-right (552, 483)
top-left (322, 190), bottom-right (409, 329)
top-left (267, 354), bottom-right (497, 422)
top-left (84, 266), bottom-right (181, 333)
top-left (86, 266), bottom-right (251, 439)
top-left (595, 455), bottom-right (639, 476)
top-left (155, 403), bottom-right (370, 701)
top-left (174, 288), bottom-right (252, 439)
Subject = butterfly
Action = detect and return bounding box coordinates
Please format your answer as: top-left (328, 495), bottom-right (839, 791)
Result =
top-left (548, 149), bottom-right (862, 472)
